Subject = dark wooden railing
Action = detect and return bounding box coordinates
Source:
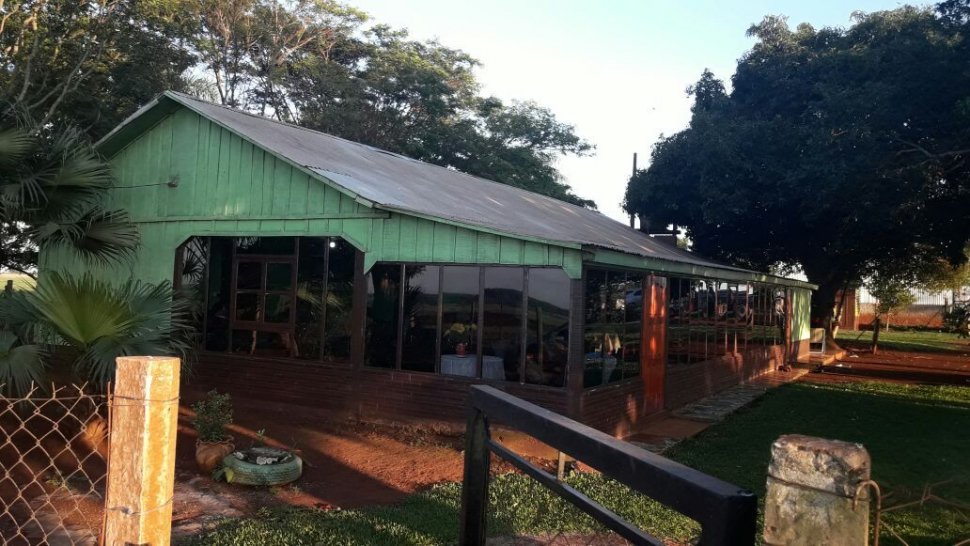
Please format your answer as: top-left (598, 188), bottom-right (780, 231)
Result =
top-left (459, 385), bottom-right (757, 546)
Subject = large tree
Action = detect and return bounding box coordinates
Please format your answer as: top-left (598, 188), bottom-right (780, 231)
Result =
top-left (0, 1), bottom-right (190, 273)
top-left (624, 4), bottom-right (970, 330)
top-left (185, 2), bottom-right (596, 207)
top-left (0, 1), bottom-right (195, 139)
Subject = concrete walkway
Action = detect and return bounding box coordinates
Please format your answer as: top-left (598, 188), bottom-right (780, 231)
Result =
top-left (628, 368), bottom-right (808, 453)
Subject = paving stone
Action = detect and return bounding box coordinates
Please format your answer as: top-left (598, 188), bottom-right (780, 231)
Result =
top-left (634, 368), bottom-right (809, 453)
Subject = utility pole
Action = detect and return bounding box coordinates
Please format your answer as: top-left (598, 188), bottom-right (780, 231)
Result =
top-left (629, 152), bottom-right (637, 228)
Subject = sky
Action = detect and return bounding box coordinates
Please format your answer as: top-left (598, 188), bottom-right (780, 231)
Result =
top-left (349, 0), bottom-right (914, 222)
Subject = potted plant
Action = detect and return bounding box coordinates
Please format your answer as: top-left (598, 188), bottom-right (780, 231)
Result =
top-left (444, 322), bottom-right (477, 356)
top-left (191, 390), bottom-right (234, 473)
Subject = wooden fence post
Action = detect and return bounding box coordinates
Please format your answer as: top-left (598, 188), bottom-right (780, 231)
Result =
top-left (104, 356), bottom-right (181, 546)
top-left (459, 406), bottom-right (490, 546)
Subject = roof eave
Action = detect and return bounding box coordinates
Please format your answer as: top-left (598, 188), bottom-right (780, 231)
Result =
top-left (95, 93), bottom-right (180, 157)
top-left (584, 246), bottom-right (817, 290)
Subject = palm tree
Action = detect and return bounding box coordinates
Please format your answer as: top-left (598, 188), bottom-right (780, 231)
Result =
top-left (0, 112), bottom-right (188, 393)
top-left (0, 119), bottom-right (139, 274)
top-left (0, 273), bottom-right (192, 388)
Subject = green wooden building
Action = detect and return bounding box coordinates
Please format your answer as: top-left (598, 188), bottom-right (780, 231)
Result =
top-left (44, 92), bottom-right (814, 436)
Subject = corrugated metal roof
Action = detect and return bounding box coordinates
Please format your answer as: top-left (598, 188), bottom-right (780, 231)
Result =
top-left (100, 91), bottom-right (813, 287)
top-left (163, 93), bottom-right (746, 268)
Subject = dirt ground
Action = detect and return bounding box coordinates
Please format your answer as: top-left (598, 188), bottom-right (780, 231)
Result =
top-left (815, 345), bottom-right (970, 385)
top-left (175, 392), bottom-right (465, 511)
top-left (172, 344), bottom-right (970, 517)
top-left (174, 388), bottom-right (560, 517)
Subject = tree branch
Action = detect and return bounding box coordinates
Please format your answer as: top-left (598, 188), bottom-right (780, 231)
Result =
top-left (895, 138), bottom-right (970, 160)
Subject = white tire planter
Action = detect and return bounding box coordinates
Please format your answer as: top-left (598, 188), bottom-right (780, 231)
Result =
top-left (221, 447), bottom-right (302, 486)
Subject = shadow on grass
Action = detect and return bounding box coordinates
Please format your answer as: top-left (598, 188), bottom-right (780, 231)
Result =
top-left (667, 382), bottom-right (970, 498)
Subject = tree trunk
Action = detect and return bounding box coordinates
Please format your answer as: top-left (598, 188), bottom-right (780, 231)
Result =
top-left (832, 285), bottom-right (850, 339)
top-left (809, 279), bottom-right (844, 349)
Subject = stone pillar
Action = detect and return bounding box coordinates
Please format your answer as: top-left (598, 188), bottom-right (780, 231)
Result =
top-left (764, 434), bottom-right (871, 546)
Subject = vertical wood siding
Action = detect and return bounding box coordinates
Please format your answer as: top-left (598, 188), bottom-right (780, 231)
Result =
top-left (43, 108), bottom-right (582, 283)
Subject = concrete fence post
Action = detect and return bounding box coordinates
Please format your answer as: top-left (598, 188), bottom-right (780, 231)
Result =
top-left (104, 356), bottom-right (181, 546)
top-left (764, 434), bottom-right (872, 546)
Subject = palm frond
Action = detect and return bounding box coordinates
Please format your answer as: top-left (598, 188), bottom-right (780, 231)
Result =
top-left (29, 129), bottom-right (113, 218)
top-left (34, 209), bottom-right (140, 265)
top-left (0, 127), bottom-right (36, 167)
top-left (0, 331), bottom-right (46, 396)
top-left (27, 273), bottom-right (134, 346)
top-left (24, 273), bottom-right (192, 385)
top-left (0, 290), bottom-right (46, 343)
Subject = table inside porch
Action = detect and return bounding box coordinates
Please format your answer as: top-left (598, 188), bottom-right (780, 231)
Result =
top-left (441, 354), bottom-right (505, 380)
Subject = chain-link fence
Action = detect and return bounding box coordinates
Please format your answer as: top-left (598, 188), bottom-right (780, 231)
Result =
top-left (0, 384), bottom-right (110, 546)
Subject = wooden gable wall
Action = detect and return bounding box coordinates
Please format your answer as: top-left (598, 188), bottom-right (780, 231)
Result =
top-left (42, 107), bottom-right (583, 283)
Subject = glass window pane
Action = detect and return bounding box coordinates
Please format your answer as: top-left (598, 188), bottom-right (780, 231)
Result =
top-left (692, 280), bottom-right (712, 362)
top-left (667, 277), bottom-right (690, 365)
top-left (204, 238), bottom-right (232, 351)
top-left (441, 266), bottom-right (480, 377)
top-left (235, 236), bottom-right (296, 255)
top-left (235, 293), bottom-right (259, 321)
top-left (482, 267), bottom-right (521, 382)
top-left (325, 238), bottom-right (355, 359)
top-left (365, 264), bottom-right (401, 368)
top-left (295, 238), bottom-right (325, 360)
top-left (583, 269), bottom-right (609, 387)
top-left (237, 261), bottom-right (262, 290)
top-left (619, 273), bottom-right (642, 381)
top-left (527, 268), bottom-right (570, 387)
top-left (266, 262), bottom-right (292, 291)
top-left (402, 265), bottom-right (440, 373)
top-left (231, 329), bottom-right (295, 357)
top-left (774, 289), bottom-right (787, 344)
top-left (175, 236), bottom-right (209, 349)
top-left (264, 294), bottom-right (292, 323)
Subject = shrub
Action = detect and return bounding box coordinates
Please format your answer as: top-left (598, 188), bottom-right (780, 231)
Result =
top-left (192, 390), bottom-right (233, 442)
top-left (943, 303), bottom-right (970, 338)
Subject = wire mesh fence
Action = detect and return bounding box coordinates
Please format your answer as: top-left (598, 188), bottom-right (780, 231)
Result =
top-left (0, 384), bottom-right (110, 546)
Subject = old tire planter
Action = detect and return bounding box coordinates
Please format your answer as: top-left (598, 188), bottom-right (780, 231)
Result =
top-left (221, 447), bottom-right (302, 486)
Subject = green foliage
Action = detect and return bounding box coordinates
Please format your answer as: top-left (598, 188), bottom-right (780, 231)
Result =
top-left (943, 303), bottom-right (970, 338)
top-left (0, 120), bottom-right (139, 273)
top-left (0, 1), bottom-right (195, 139)
top-left (191, 390), bottom-right (233, 443)
top-left (867, 274), bottom-right (918, 317)
top-left (1, 0), bottom-right (594, 211)
top-left (187, 0), bottom-right (595, 207)
top-left (180, 473), bottom-right (697, 546)
top-left (0, 329), bottom-right (45, 395)
top-left (624, 5), bottom-right (970, 325)
top-left (0, 272), bottom-right (192, 388)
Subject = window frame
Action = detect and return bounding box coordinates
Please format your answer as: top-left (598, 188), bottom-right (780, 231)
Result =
top-left (364, 262), bottom-right (571, 389)
top-left (177, 235), bottom-right (358, 364)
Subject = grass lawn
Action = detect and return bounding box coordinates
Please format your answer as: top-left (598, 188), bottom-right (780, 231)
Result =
top-left (183, 380), bottom-right (970, 545)
top-left (836, 329), bottom-right (970, 354)
top-left (0, 272), bottom-right (35, 292)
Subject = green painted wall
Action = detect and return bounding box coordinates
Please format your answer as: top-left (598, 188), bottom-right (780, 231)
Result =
top-left (791, 287), bottom-right (812, 342)
top-left (42, 107), bottom-right (583, 283)
top-left (42, 103), bottom-right (811, 343)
